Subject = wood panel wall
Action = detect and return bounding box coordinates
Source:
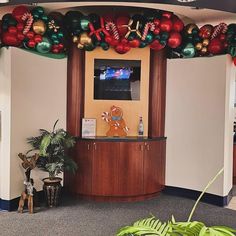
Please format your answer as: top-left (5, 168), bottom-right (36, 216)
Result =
top-left (67, 44), bottom-right (85, 136)
top-left (148, 49), bottom-right (167, 138)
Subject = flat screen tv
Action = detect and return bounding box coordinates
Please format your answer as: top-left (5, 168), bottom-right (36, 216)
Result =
top-left (94, 59), bottom-right (141, 100)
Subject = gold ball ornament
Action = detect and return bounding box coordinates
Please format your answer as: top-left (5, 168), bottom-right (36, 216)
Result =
top-left (200, 47), bottom-right (208, 55)
top-left (33, 20), bottom-right (46, 35)
top-left (79, 32), bottom-right (92, 45)
top-left (73, 36), bottom-right (79, 43)
top-left (195, 43), bottom-right (203, 51)
top-left (202, 38), bottom-right (210, 46)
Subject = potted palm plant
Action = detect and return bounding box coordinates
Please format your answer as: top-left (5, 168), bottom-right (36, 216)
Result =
top-left (27, 120), bottom-right (77, 207)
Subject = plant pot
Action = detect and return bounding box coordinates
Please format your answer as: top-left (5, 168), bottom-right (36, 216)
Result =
top-left (42, 177), bottom-right (62, 207)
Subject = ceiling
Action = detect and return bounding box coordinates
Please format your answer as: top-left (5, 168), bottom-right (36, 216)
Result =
top-left (0, 1), bottom-right (236, 25)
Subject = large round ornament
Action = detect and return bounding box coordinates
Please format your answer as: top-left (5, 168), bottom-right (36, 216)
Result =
top-left (167, 32), bottom-right (182, 48)
top-left (33, 20), bottom-right (46, 35)
top-left (160, 18), bottom-right (173, 32)
top-left (181, 43), bottom-right (196, 58)
top-left (116, 15), bottom-right (130, 37)
top-left (12, 5), bottom-right (29, 22)
top-left (172, 17), bottom-right (184, 32)
top-left (36, 37), bottom-right (52, 54)
top-left (199, 24), bottom-right (213, 39)
top-left (208, 38), bottom-right (223, 54)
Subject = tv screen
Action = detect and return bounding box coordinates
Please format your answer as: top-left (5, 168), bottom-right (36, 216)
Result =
top-left (94, 59), bottom-right (141, 100)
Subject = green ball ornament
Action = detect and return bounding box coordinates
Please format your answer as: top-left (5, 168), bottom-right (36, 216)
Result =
top-left (36, 37), bottom-right (52, 54)
top-left (2, 13), bottom-right (12, 22)
top-left (128, 33), bottom-right (135, 41)
top-left (95, 41), bottom-right (100, 46)
top-left (145, 33), bottom-right (154, 43)
top-left (52, 39), bottom-right (60, 45)
top-left (34, 6), bottom-right (44, 16)
top-left (84, 44), bottom-right (95, 51)
top-left (181, 43), bottom-right (196, 58)
top-left (193, 36), bottom-right (201, 44)
top-left (154, 34), bottom-right (161, 40)
top-left (80, 17), bottom-right (90, 31)
top-left (51, 33), bottom-right (58, 41)
top-left (187, 34), bottom-right (193, 41)
top-left (33, 13), bottom-right (40, 20)
top-left (100, 42), bottom-right (109, 50)
top-left (8, 18), bottom-right (17, 27)
top-left (192, 28), bottom-right (199, 35)
top-left (2, 22), bottom-right (9, 31)
top-left (41, 15), bottom-right (49, 22)
top-left (57, 32), bottom-right (64, 39)
top-left (139, 42), bottom-right (147, 48)
top-left (228, 46), bottom-right (236, 57)
top-left (160, 32), bottom-right (169, 41)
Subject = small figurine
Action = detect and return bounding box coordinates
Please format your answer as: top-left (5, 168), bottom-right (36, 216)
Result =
top-left (17, 153), bottom-right (39, 214)
top-left (102, 105), bottom-right (129, 137)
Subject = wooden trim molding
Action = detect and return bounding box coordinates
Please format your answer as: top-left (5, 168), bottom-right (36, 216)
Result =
top-left (67, 44), bottom-right (85, 137)
top-left (148, 49), bottom-right (167, 138)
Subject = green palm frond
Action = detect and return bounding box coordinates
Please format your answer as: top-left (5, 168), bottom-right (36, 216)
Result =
top-left (64, 134), bottom-right (76, 148)
top-left (39, 134), bottom-right (52, 156)
top-left (117, 216), bottom-right (172, 236)
top-left (51, 131), bottom-right (65, 145)
top-left (172, 221), bottom-right (205, 236)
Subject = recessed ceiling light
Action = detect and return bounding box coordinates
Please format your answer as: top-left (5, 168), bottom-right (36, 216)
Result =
top-left (177, 0), bottom-right (197, 2)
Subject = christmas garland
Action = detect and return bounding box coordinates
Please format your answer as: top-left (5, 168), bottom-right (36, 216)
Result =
top-left (1, 5), bottom-right (236, 65)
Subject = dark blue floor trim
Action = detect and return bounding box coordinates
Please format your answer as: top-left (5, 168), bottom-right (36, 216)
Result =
top-left (163, 186), bottom-right (232, 207)
top-left (0, 191), bottom-right (45, 211)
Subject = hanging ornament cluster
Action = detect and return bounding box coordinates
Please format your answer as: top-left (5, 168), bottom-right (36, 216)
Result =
top-left (0, 5), bottom-right (66, 56)
top-left (1, 5), bottom-right (236, 65)
top-left (63, 10), bottom-right (184, 54)
top-left (171, 22), bottom-right (228, 58)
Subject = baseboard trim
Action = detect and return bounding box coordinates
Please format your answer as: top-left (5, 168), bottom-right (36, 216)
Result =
top-left (0, 190), bottom-right (44, 211)
top-left (163, 186), bottom-right (232, 207)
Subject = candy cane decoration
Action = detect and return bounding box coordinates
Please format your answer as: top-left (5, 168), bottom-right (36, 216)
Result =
top-left (141, 22), bottom-right (155, 41)
top-left (22, 12), bottom-right (33, 35)
top-left (105, 22), bottom-right (120, 40)
top-left (102, 112), bottom-right (110, 123)
top-left (211, 23), bottom-right (228, 40)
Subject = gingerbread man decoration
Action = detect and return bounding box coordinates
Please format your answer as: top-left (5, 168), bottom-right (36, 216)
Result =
top-left (102, 105), bottom-right (129, 137)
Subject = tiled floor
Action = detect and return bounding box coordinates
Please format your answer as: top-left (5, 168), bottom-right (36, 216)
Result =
top-left (227, 196), bottom-right (236, 210)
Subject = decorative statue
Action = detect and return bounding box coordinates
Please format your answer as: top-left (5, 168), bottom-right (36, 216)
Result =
top-left (102, 105), bottom-right (129, 137)
top-left (17, 153), bottom-right (39, 214)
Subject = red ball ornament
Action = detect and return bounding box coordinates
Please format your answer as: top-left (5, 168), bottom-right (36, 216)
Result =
top-left (103, 13), bottom-right (115, 23)
top-left (16, 23), bottom-right (24, 32)
top-left (8, 26), bottom-right (17, 35)
top-left (115, 43), bottom-right (130, 54)
top-left (153, 19), bottom-right (160, 27)
top-left (26, 31), bottom-right (35, 39)
top-left (58, 43), bottom-right (64, 50)
top-left (27, 39), bottom-right (36, 48)
top-left (129, 39), bottom-right (140, 48)
top-left (160, 18), bottom-right (173, 32)
top-left (2, 32), bottom-right (21, 46)
top-left (233, 57), bottom-right (236, 66)
top-left (199, 24), bottom-right (213, 39)
top-left (167, 32), bottom-right (182, 48)
top-left (34, 35), bottom-right (42, 43)
top-left (172, 18), bottom-right (184, 32)
top-left (208, 38), bottom-right (223, 54)
top-left (17, 32), bottom-right (25, 41)
top-left (12, 5), bottom-right (29, 22)
top-left (116, 15), bottom-right (130, 37)
top-left (153, 28), bottom-right (160, 35)
top-left (121, 38), bottom-right (128, 44)
top-left (149, 40), bottom-right (165, 51)
top-left (162, 12), bottom-right (172, 19)
top-left (219, 33), bottom-right (226, 42)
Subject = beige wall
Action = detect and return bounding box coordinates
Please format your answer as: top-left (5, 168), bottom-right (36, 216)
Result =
top-left (84, 47), bottom-right (150, 136)
top-left (0, 48), bottom-right (11, 200)
top-left (165, 55), bottom-right (235, 196)
top-left (0, 48), bottom-right (67, 200)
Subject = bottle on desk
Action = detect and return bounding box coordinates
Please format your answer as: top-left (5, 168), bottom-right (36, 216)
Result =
top-left (138, 116), bottom-right (144, 136)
